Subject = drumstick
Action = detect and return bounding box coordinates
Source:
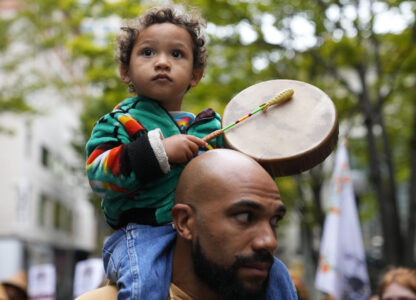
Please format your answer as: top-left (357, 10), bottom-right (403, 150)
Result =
top-left (203, 88), bottom-right (294, 143)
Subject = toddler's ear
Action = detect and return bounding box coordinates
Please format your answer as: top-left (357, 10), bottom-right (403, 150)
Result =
top-left (120, 65), bottom-right (131, 84)
top-left (189, 68), bottom-right (204, 88)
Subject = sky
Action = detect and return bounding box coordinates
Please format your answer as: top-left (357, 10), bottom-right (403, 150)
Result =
top-left (82, 0), bottom-right (415, 52)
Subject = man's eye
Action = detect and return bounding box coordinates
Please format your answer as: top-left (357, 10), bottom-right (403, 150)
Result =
top-left (270, 215), bottom-right (281, 228)
top-left (172, 50), bottom-right (183, 58)
top-left (235, 212), bottom-right (251, 223)
top-left (142, 48), bottom-right (154, 56)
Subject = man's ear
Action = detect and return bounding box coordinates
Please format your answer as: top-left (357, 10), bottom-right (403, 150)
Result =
top-left (120, 65), bottom-right (131, 84)
top-left (171, 204), bottom-right (195, 240)
top-left (189, 68), bottom-right (204, 88)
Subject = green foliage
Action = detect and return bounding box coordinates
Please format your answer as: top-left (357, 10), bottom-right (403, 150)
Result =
top-left (2, 0), bottom-right (415, 265)
top-left (0, 95), bottom-right (34, 113)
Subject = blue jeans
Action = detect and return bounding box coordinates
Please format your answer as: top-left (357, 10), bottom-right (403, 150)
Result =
top-left (267, 257), bottom-right (298, 299)
top-left (102, 223), bottom-right (176, 300)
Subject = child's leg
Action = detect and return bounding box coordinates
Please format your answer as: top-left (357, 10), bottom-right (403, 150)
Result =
top-left (102, 224), bottom-right (176, 300)
top-left (266, 257), bottom-right (298, 300)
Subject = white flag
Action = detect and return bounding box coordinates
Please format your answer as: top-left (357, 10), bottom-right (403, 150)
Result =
top-left (315, 140), bottom-right (371, 300)
top-left (73, 258), bottom-right (105, 297)
top-left (28, 264), bottom-right (56, 300)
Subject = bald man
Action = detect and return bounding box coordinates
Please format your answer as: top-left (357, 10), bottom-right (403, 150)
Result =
top-left (77, 149), bottom-right (297, 300)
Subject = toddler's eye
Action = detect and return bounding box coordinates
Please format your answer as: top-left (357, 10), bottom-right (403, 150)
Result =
top-left (172, 50), bottom-right (183, 58)
top-left (142, 48), bottom-right (154, 56)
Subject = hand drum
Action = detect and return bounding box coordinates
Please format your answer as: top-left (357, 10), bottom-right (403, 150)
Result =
top-left (222, 79), bottom-right (338, 177)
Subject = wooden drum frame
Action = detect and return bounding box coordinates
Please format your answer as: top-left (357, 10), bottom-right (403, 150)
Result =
top-left (222, 79), bottom-right (338, 177)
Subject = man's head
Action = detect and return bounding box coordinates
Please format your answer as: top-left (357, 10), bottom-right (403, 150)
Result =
top-left (115, 6), bottom-right (206, 109)
top-left (172, 149), bottom-right (286, 299)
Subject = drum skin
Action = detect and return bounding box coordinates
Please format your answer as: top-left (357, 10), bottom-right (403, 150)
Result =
top-left (222, 79), bottom-right (338, 177)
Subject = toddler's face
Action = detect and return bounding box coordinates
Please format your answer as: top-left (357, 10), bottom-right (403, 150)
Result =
top-left (121, 22), bottom-right (203, 111)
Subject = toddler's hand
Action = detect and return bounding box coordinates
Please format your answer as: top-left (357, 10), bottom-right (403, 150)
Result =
top-left (162, 134), bottom-right (207, 164)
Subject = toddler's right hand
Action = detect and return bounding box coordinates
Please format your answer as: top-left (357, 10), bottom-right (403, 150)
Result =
top-left (162, 134), bottom-right (208, 164)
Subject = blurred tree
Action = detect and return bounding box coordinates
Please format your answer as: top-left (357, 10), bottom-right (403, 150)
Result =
top-left (0, 13), bottom-right (34, 133)
top-left (277, 0), bottom-right (416, 267)
top-left (190, 0), bottom-right (416, 267)
top-left (3, 0), bottom-right (415, 269)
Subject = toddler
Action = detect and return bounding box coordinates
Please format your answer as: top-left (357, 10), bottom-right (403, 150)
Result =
top-left (86, 6), bottom-right (222, 299)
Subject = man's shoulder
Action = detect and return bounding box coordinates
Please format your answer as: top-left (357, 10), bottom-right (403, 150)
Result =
top-left (168, 283), bottom-right (194, 300)
top-left (75, 285), bottom-right (118, 300)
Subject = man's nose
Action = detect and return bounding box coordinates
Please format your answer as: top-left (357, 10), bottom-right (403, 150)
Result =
top-left (252, 223), bottom-right (278, 253)
top-left (155, 53), bottom-right (170, 70)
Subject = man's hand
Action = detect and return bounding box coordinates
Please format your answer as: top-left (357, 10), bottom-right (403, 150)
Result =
top-left (162, 134), bottom-right (207, 164)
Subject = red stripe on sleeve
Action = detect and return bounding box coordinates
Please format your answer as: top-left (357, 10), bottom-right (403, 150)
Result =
top-left (124, 119), bottom-right (145, 137)
top-left (106, 146), bottom-right (122, 176)
top-left (108, 183), bottom-right (129, 193)
top-left (86, 148), bottom-right (105, 165)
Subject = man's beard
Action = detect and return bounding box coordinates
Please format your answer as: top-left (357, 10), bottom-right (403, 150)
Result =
top-left (192, 238), bottom-right (272, 300)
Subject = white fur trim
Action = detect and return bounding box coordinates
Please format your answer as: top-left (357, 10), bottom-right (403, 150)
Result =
top-left (148, 129), bottom-right (170, 174)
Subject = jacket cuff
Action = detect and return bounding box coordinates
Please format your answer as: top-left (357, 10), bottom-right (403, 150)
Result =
top-left (126, 131), bottom-right (164, 181)
top-left (148, 129), bottom-right (170, 174)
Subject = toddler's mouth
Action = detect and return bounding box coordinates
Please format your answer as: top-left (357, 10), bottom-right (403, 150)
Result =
top-left (153, 74), bottom-right (171, 81)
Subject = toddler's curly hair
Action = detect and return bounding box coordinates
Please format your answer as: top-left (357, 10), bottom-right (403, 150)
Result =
top-left (378, 267), bottom-right (416, 297)
top-left (115, 6), bottom-right (207, 93)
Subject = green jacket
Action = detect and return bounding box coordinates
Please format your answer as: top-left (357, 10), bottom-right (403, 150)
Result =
top-left (86, 96), bottom-right (222, 228)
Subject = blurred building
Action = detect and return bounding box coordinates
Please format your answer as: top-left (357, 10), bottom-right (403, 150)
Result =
top-left (0, 100), bottom-right (97, 297)
top-left (0, 0), bottom-right (98, 298)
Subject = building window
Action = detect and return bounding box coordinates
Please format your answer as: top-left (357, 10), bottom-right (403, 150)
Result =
top-left (53, 202), bottom-right (73, 234)
top-left (38, 194), bottom-right (48, 227)
top-left (41, 146), bottom-right (49, 168)
top-left (62, 206), bottom-right (73, 234)
top-left (25, 120), bottom-right (33, 157)
top-left (54, 202), bottom-right (61, 229)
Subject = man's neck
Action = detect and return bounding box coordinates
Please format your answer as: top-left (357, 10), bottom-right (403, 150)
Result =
top-left (171, 241), bottom-right (221, 300)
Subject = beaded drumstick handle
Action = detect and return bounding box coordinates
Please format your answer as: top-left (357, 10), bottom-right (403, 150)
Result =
top-left (203, 88), bottom-right (294, 143)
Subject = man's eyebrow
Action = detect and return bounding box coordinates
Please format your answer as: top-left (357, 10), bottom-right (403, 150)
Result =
top-left (228, 200), bottom-right (264, 211)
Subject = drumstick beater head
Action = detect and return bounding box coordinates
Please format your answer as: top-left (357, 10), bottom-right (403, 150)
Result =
top-left (261, 88), bottom-right (294, 111)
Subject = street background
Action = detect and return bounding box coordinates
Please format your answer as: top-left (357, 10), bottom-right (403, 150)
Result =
top-left (0, 0), bottom-right (415, 298)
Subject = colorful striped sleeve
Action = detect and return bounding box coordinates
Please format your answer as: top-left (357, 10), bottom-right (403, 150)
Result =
top-left (85, 112), bottom-right (164, 201)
